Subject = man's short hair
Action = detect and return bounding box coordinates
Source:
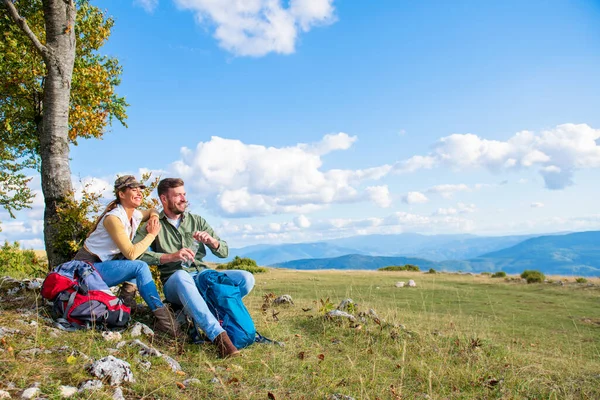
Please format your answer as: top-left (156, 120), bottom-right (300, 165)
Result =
top-left (157, 178), bottom-right (184, 196)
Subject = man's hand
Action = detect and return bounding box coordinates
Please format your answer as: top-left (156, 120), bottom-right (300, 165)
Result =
top-left (193, 231), bottom-right (219, 249)
top-left (159, 248), bottom-right (196, 265)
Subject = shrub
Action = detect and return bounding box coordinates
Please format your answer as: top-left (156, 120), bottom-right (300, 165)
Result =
top-left (217, 256), bottom-right (267, 274)
top-left (0, 241), bottom-right (47, 278)
top-left (491, 271), bottom-right (506, 278)
top-left (379, 264), bottom-right (420, 272)
top-left (480, 272), bottom-right (491, 276)
top-left (575, 277), bottom-right (588, 284)
top-left (520, 270), bottom-right (545, 284)
top-left (428, 268), bottom-right (437, 274)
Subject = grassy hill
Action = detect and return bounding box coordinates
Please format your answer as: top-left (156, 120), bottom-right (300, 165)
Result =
top-left (467, 231), bottom-right (600, 275)
top-left (272, 254), bottom-right (442, 270)
top-left (1, 267), bottom-right (598, 398)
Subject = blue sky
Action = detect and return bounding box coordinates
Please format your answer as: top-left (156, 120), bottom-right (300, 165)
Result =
top-left (2, 0), bottom-right (600, 249)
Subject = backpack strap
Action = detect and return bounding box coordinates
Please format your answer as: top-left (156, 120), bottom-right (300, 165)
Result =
top-left (254, 332), bottom-right (284, 347)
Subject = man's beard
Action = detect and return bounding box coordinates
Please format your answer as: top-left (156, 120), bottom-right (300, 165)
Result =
top-left (167, 200), bottom-right (186, 215)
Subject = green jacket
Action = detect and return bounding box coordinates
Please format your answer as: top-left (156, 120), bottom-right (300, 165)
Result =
top-left (134, 211), bottom-right (229, 284)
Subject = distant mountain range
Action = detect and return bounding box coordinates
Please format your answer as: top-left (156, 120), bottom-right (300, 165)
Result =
top-left (271, 231), bottom-right (600, 276)
top-left (204, 230), bottom-right (600, 276)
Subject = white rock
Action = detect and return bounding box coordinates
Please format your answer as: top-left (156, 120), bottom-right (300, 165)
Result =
top-left (162, 354), bottom-right (182, 372)
top-left (113, 387), bottom-right (125, 400)
top-left (0, 390), bottom-right (10, 399)
top-left (86, 356), bottom-right (135, 386)
top-left (136, 359), bottom-right (152, 371)
top-left (20, 387), bottom-right (40, 399)
top-left (210, 377), bottom-right (220, 384)
top-left (102, 331), bottom-right (122, 342)
top-left (59, 385), bottom-right (78, 398)
top-left (130, 322), bottom-right (154, 338)
top-left (26, 279), bottom-right (43, 290)
top-left (273, 295), bottom-right (294, 305)
top-left (395, 282), bottom-right (405, 288)
top-left (130, 339), bottom-right (161, 357)
top-left (337, 299), bottom-right (355, 311)
top-left (78, 380), bottom-right (103, 392)
top-left (115, 341), bottom-right (127, 349)
top-left (408, 280), bottom-right (416, 287)
top-left (326, 310), bottom-right (356, 322)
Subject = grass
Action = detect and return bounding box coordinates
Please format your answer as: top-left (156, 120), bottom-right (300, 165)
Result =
top-left (1, 268), bottom-right (599, 399)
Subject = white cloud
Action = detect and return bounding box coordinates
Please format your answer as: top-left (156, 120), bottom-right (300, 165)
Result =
top-left (294, 215), bottom-right (311, 228)
top-left (394, 124), bottom-right (600, 190)
top-left (402, 191), bottom-right (428, 204)
top-left (134, 0), bottom-right (159, 12)
top-left (433, 202), bottom-right (476, 216)
top-left (531, 202), bottom-right (544, 208)
top-left (173, 0), bottom-right (336, 56)
top-left (365, 185), bottom-right (392, 208)
top-left (427, 184), bottom-right (470, 199)
top-left (170, 134), bottom-right (392, 217)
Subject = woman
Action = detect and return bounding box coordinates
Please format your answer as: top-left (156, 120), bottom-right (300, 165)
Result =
top-left (74, 175), bottom-right (180, 337)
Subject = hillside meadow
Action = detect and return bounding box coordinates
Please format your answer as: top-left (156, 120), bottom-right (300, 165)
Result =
top-left (0, 265), bottom-right (599, 399)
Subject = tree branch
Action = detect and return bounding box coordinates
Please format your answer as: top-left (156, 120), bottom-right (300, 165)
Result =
top-left (2, 0), bottom-right (49, 59)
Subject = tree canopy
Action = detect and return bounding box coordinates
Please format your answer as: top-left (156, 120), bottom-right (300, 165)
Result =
top-left (0, 0), bottom-right (128, 230)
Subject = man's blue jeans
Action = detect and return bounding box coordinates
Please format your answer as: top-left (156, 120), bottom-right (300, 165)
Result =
top-left (94, 259), bottom-right (164, 311)
top-left (163, 269), bottom-right (255, 341)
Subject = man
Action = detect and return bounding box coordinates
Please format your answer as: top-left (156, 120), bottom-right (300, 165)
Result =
top-left (133, 178), bottom-right (255, 358)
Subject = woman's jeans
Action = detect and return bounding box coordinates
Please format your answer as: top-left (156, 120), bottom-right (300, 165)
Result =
top-left (94, 259), bottom-right (164, 311)
top-left (163, 269), bottom-right (255, 341)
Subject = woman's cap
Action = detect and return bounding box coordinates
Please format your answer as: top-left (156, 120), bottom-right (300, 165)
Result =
top-left (114, 175), bottom-right (146, 192)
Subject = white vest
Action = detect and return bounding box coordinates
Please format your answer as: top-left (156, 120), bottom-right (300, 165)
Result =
top-left (85, 204), bottom-right (143, 262)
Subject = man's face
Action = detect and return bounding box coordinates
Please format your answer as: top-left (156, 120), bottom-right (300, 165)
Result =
top-left (161, 186), bottom-right (187, 216)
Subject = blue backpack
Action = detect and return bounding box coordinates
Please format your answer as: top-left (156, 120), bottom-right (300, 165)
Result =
top-left (194, 270), bottom-right (256, 349)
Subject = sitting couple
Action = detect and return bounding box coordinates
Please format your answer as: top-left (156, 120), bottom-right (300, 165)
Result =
top-left (74, 176), bottom-right (252, 358)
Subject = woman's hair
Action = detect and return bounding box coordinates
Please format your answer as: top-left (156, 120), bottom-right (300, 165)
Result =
top-left (157, 178), bottom-right (184, 197)
top-left (86, 190), bottom-right (125, 238)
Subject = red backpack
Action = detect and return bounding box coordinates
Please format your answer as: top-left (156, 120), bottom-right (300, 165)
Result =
top-left (41, 260), bottom-right (130, 330)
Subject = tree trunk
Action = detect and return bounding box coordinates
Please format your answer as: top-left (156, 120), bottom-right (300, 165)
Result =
top-left (40, 0), bottom-right (77, 268)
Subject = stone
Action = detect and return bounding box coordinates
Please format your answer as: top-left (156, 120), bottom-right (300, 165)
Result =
top-left (273, 295), bottom-right (294, 305)
top-left (20, 387), bottom-right (40, 399)
top-left (18, 348), bottom-right (42, 357)
top-left (0, 326), bottom-right (21, 338)
top-left (408, 280), bottom-right (416, 287)
top-left (136, 359), bottom-right (152, 371)
top-left (0, 390), bottom-right (9, 399)
top-left (326, 310), bottom-right (356, 322)
top-left (59, 386), bottom-right (78, 398)
top-left (102, 331), bottom-right (122, 342)
top-left (395, 282), bottom-right (405, 288)
top-left (78, 380), bottom-right (103, 392)
top-left (86, 356), bottom-right (135, 386)
top-left (182, 378), bottom-right (201, 387)
top-left (210, 377), bottom-right (220, 384)
top-left (130, 322), bottom-right (154, 338)
top-left (25, 279), bottom-right (43, 290)
top-left (130, 339), bottom-right (161, 357)
top-left (162, 354), bottom-right (182, 372)
top-left (113, 387), bottom-right (125, 400)
top-left (328, 394), bottom-right (355, 400)
top-left (337, 299), bottom-right (355, 311)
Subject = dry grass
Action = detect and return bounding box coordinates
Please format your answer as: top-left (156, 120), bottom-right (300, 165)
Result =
top-left (0, 268), bottom-right (599, 399)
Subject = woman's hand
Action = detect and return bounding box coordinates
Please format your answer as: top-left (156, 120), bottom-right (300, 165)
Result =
top-left (146, 216), bottom-right (161, 235)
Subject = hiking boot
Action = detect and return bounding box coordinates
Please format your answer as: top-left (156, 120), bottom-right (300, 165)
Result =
top-left (153, 306), bottom-right (183, 338)
top-left (117, 282), bottom-right (138, 314)
top-left (213, 331), bottom-right (240, 358)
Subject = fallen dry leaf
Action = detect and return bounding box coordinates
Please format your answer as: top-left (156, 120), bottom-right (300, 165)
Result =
top-left (176, 382), bottom-right (185, 389)
top-left (317, 354), bottom-right (325, 361)
top-left (268, 391), bottom-right (276, 400)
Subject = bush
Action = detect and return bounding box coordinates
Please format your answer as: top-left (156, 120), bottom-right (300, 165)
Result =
top-left (520, 270), bottom-right (545, 284)
top-left (428, 268), bottom-right (437, 274)
top-left (0, 241), bottom-right (47, 278)
top-left (379, 264), bottom-right (420, 272)
top-left (491, 271), bottom-right (506, 278)
top-left (480, 272), bottom-right (491, 276)
top-left (575, 277), bottom-right (588, 284)
top-left (216, 256), bottom-right (267, 274)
